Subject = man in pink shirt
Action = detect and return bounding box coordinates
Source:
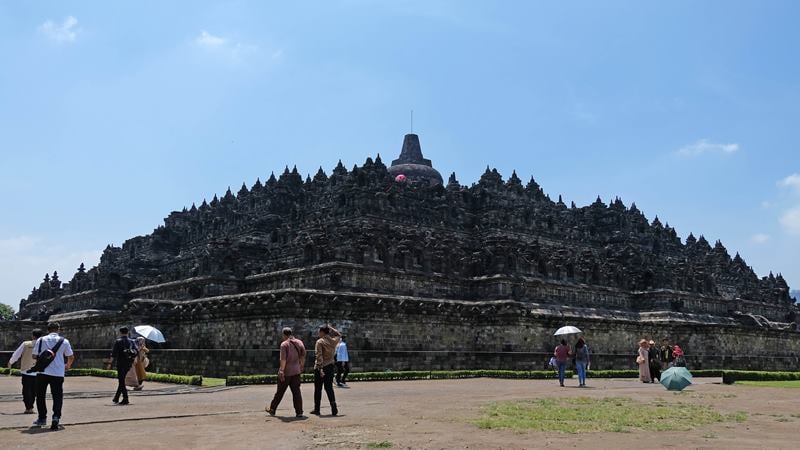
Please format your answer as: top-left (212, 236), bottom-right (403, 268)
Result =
top-left (266, 327), bottom-right (306, 418)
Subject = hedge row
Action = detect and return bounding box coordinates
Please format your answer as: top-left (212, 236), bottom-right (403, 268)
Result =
top-left (0, 367), bottom-right (202, 386)
top-left (226, 370), bottom-right (572, 386)
top-left (721, 370), bottom-right (800, 382)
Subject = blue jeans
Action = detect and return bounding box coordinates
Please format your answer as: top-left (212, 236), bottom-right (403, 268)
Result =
top-left (557, 362), bottom-right (566, 385)
top-left (576, 361), bottom-right (587, 385)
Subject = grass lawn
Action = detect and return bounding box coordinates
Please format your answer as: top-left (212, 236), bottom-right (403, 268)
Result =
top-left (736, 380), bottom-right (800, 388)
top-left (202, 377), bottom-right (227, 387)
top-left (474, 397), bottom-right (746, 433)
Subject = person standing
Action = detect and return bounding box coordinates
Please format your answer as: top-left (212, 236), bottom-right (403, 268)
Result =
top-left (672, 344), bottom-right (687, 368)
top-left (266, 327), bottom-right (306, 418)
top-left (573, 337), bottom-right (591, 387)
top-left (109, 326), bottom-right (137, 405)
top-left (648, 340), bottom-right (661, 383)
top-left (7, 328), bottom-right (43, 414)
top-left (335, 336), bottom-right (350, 387)
top-left (553, 339), bottom-right (570, 387)
top-left (637, 339), bottom-right (651, 383)
top-left (311, 324), bottom-right (341, 416)
top-left (659, 338), bottom-right (674, 370)
top-left (32, 322), bottom-right (74, 430)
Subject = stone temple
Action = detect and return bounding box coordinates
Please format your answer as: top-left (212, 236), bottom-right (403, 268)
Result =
top-left (3, 134), bottom-right (799, 376)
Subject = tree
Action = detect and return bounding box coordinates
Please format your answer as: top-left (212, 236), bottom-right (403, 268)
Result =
top-left (0, 303), bottom-right (14, 320)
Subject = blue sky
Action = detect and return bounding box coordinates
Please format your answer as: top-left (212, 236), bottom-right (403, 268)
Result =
top-left (1, 1), bottom-right (799, 309)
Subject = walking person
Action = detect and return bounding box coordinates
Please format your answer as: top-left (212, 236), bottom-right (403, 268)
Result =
top-left (7, 328), bottom-right (43, 414)
top-left (573, 337), bottom-right (591, 387)
top-left (648, 340), bottom-right (661, 383)
top-left (266, 327), bottom-right (306, 418)
top-left (335, 336), bottom-right (350, 387)
top-left (125, 337), bottom-right (149, 391)
top-left (637, 339), bottom-right (651, 383)
top-left (553, 339), bottom-right (570, 387)
top-left (311, 324), bottom-right (341, 416)
top-left (109, 326), bottom-right (137, 405)
top-left (31, 322), bottom-right (74, 430)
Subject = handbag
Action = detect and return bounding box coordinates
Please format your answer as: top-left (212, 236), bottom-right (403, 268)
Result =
top-left (635, 355), bottom-right (645, 364)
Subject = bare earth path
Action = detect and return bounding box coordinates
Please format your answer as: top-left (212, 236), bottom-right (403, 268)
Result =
top-left (1, 376), bottom-right (798, 449)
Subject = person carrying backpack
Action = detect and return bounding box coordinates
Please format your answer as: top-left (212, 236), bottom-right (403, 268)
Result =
top-left (31, 322), bottom-right (74, 430)
top-left (109, 326), bottom-right (138, 405)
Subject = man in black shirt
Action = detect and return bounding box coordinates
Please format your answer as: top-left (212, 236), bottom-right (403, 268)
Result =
top-left (109, 327), bottom-right (136, 405)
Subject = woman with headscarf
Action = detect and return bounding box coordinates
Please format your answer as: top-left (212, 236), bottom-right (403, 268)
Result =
top-left (637, 339), bottom-right (651, 383)
top-left (648, 339), bottom-right (661, 383)
top-left (124, 337), bottom-right (149, 391)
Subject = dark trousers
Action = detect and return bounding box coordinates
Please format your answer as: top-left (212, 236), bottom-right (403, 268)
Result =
top-left (22, 375), bottom-right (37, 410)
top-left (114, 364), bottom-right (130, 402)
top-left (35, 374), bottom-right (64, 420)
top-left (314, 364), bottom-right (336, 412)
top-left (269, 374), bottom-right (303, 414)
top-left (335, 361), bottom-right (350, 384)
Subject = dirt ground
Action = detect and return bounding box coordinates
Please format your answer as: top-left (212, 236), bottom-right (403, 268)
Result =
top-left (1, 375), bottom-right (798, 449)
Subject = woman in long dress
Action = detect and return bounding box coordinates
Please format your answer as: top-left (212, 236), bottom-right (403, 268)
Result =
top-left (637, 339), bottom-right (651, 383)
top-left (125, 337), bottom-right (149, 391)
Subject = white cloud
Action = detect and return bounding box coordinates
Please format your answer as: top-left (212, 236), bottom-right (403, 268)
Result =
top-left (780, 207), bottom-right (800, 236)
top-left (193, 30), bottom-right (260, 63)
top-left (778, 173), bottom-right (800, 193)
top-left (750, 233), bottom-right (770, 244)
top-left (0, 236), bottom-right (101, 309)
top-left (38, 16), bottom-right (80, 44)
top-left (676, 139), bottom-right (739, 157)
top-left (195, 30), bottom-right (226, 48)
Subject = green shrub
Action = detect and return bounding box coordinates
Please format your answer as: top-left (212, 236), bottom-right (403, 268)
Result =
top-left (226, 369), bottom-right (572, 386)
top-left (0, 367), bottom-right (21, 376)
top-left (721, 371), bottom-right (800, 383)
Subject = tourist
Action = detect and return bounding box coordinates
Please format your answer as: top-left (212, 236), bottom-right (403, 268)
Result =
top-left (32, 322), bottom-right (74, 430)
top-left (125, 337), bottom-right (149, 391)
top-left (335, 335), bottom-right (350, 387)
top-left (7, 328), bottom-right (43, 414)
top-left (637, 339), bottom-right (651, 383)
top-left (553, 339), bottom-right (570, 387)
top-left (672, 344), bottom-right (687, 367)
top-left (648, 339), bottom-right (661, 383)
top-left (311, 324), bottom-right (341, 416)
top-left (109, 326), bottom-right (137, 405)
top-left (573, 337), bottom-right (590, 387)
top-left (266, 327), bottom-right (306, 418)
top-left (659, 338), bottom-right (674, 370)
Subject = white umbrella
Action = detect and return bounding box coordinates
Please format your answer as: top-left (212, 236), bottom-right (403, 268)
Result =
top-left (553, 326), bottom-right (582, 336)
top-left (134, 325), bottom-right (166, 343)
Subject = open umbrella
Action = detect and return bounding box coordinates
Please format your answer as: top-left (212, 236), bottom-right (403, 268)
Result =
top-left (134, 325), bottom-right (166, 343)
top-left (660, 366), bottom-right (693, 391)
top-left (553, 326), bottom-right (582, 336)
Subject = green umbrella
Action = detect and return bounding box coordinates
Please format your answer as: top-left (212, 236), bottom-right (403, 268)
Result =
top-left (660, 366), bottom-right (693, 391)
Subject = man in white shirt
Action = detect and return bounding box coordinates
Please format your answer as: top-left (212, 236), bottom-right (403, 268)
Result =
top-left (7, 328), bottom-right (44, 413)
top-left (335, 336), bottom-right (350, 387)
top-left (31, 322), bottom-right (74, 430)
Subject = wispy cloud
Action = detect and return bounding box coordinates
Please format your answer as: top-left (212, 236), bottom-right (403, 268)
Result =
top-left (39, 16), bottom-right (80, 44)
top-left (780, 207), bottom-right (800, 236)
top-left (750, 233), bottom-right (770, 244)
top-left (675, 139), bottom-right (739, 157)
top-left (778, 173), bottom-right (800, 193)
top-left (193, 30), bottom-right (263, 63)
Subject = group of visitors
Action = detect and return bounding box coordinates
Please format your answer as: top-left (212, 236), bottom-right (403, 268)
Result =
top-left (266, 324), bottom-right (346, 418)
top-left (108, 327), bottom-right (150, 405)
top-left (6, 322), bottom-right (74, 430)
top-left (552, 336), bottom-right (591, 387)
top-left (636, 338), bottom-right (685, 383)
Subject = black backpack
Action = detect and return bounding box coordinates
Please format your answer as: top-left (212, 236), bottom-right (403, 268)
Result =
top-left (122, 337), bottom-right (138, 364)
top-left (27, 337), bottom-right (65, 374)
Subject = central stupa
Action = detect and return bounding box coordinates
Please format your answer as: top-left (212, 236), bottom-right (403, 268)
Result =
top-left (387, 133), bottom-right (443, 186)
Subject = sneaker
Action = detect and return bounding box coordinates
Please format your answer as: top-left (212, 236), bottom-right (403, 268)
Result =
top-left (32, 418), bottom-right (47, 427)
top-left (24, 408), bottom-right (35, 414)
top-left (266, 407), bottom-right (276, 416)
top-left (50, 416), bottom-right (60, 430)
top-left (295, 413), bottom-right (305, 418)
top-left (309, 410), bottom-right (320, 415)
top-left (118, 400), bottom-right (130, 406)
top-left (336, 382), bottom-right (344, 387)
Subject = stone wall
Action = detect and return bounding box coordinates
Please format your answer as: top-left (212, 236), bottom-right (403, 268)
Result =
top-left (2, 290), bottom-right (797, 377)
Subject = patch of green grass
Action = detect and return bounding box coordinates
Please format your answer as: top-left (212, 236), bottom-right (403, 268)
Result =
top-left (202, 377), bottom-right (226, 387)
top-left (473, 397), bottom-right (744, 433)
top-left (366, 441), bottom-right (392, 449)
top-left (736, 380), bottom-right (800, 388)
